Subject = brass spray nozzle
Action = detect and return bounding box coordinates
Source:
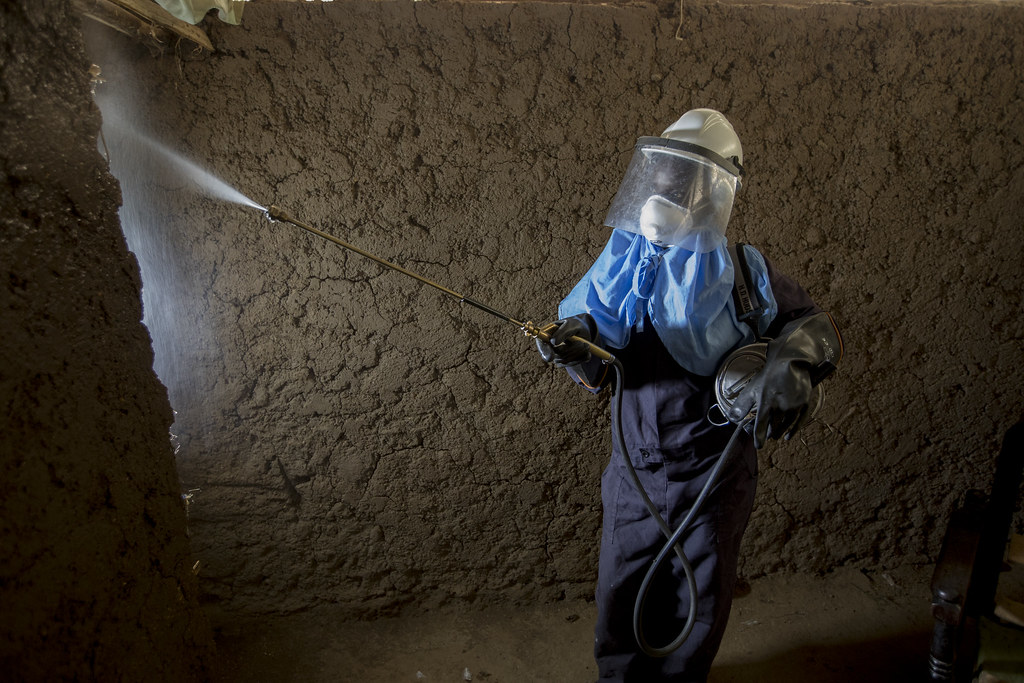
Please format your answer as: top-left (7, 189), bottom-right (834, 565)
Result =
top-left (265, 204), bottom-right (289, 223)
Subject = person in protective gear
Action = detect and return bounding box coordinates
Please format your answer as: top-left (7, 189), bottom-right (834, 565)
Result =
top-left (537, 109), bottom-right (843, 682)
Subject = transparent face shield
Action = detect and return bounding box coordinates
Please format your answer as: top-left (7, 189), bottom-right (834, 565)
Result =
top-left (603, 137), bottom-right (741, 252)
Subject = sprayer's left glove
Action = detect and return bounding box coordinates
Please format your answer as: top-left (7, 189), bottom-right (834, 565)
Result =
top-left (536, 314), bottom-right (598, 367)
top-left (728, 312), bottom-right (843, 448)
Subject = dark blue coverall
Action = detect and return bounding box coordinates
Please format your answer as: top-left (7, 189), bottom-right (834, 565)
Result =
top-left (568, 257), bottom-right (819, 682)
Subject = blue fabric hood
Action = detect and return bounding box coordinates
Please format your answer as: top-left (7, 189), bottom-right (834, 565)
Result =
top-left (558, 230), bottom-right (777, 376)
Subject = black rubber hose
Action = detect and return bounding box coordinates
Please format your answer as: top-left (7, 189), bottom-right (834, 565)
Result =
top-left (607, 357), bottom-right (752, 658)
top-left (632, 420), bottom-right (749, 657)
top-left (607, 359), bottom-right (697, 650)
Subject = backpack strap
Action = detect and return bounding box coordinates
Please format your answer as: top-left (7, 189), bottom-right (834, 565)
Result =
top-left (728, 242), bottom-right (764, 341)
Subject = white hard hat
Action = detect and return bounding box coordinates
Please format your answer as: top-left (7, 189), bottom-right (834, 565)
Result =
top-left (661, 108), bottom-right (743, 174)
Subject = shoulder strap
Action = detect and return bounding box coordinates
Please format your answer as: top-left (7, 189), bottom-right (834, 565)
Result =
top-left (728, 242), bottom-right (763, 341)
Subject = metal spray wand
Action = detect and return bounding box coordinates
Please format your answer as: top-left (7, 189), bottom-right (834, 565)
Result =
top-left (263, 205), bottom-right (730, 657)
top-left (264, 205), bottom-right (615, 363)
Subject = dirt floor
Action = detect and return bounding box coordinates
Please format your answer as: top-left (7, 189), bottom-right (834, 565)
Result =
top-left (209, 563), bottom-right (933, 682)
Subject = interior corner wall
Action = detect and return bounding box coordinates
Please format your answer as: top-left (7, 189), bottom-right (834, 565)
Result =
top-left (0, 2), bottom-right (211, 678)
top-left (84, 0), bottom-right (1024, 618)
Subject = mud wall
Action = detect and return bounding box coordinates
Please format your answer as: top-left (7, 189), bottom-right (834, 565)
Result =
top-left (85, 0), bottom-right (1024, 617)
top-left (0, 2), bottom-right (211, 677)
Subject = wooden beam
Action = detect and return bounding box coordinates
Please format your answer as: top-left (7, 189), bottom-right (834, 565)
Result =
top-left (74, 0), bottom-right (173, 46)
top-left (73, 0), bottom-right (215, 52)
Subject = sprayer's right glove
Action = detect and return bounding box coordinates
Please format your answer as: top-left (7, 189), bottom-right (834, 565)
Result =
top-left (728, 312), bottom-right (843, 449)
top-left (535, 314), bottom-right (598, 367)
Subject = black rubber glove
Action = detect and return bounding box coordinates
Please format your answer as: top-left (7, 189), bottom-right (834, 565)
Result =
top-left (728, 312), bottom-right (842, 448)
top-left (535, 314), bottom-right (598, 367)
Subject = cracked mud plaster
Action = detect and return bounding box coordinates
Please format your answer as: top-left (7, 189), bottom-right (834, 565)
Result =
top-left (83, 0), bottom-right (1024, 617)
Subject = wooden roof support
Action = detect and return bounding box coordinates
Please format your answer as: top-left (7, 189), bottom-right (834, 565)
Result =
top-left (73, 0), bottom-right (215, 52)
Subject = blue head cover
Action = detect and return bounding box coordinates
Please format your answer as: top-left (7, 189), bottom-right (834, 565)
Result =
top-left (558, 230), bottom-right (778, 376)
